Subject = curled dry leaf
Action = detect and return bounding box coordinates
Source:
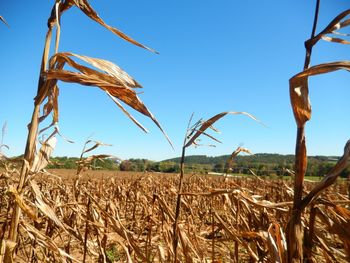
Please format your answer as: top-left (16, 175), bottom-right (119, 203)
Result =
top-left (184, 111), bottom-right (260, 148)
top-left (7, 186), bottom-right (38, 222)
top-left (49, 0), bottom-right (157, 53)
top-left (30, 180), bottom-right (67, 232)
top-left (40, 52), bottom-right (172, 147)
top-left (39, 84), bottom-right (59, 124)
top-left (266, 223), bottom-right (286, 263)
top-left (289, 77), bottom-right (311, 127)
top-left (82, 140), bottom-right (112, 155)
top-left (226, 146), bottom-right (253, 173)
top-left (290, 61), bottom-right (350, 127)
top-left (31, 136), bottom-right (57, 174)
top-left (306, 9), bottom-right (350, 48)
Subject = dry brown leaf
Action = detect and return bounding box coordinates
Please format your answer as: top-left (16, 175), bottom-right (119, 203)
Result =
top-left (290, 61), bottom-right (350, 127)
top-left (226, 146), bottom-right (252, 173)
top-left (185, 111), bottom-right (260, 148)
top-left (31, 136), bottom-right (57, 173)
top-left (7, 186), bottom-right (38, 222)
top-left (300, 140), bottom-right (350, 209)
top-left (66, 0), bottom-right (157, 53)
top-left (106, 91), bottom-right (148, 133)
top-left (30, 180), bottom-right (67, 232)
top-left (158, 245), bottom-right (166, 262)
top-left (306, 9), bottom-right (350, 48)
top-left (39, 84), bottom-right (59, 124)
top-left (22, 222), bottom-right (79, 262)
top-left (41, 52), bottom-right (173, 147)
top-left (289, 77), bottom-right (311, 127)
top-left (321, 35), bottom-right (350, 44)
top-left (45, 0), bottom-right (156, 52)
top-left (82, 140), bottom-right (111, 155)
top-left (267, 223), bottom-right (286, 263)
top-left (316, 208), bottom-right (350, 261)
top-left (71, 53), bottom-right (142, 88)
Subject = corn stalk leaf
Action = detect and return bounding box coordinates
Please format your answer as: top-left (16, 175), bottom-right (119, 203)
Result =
top-left (266, 223), bottom-right (286, 263)
top-left (289, 77), bottom-right (311, 127)
top-left (300, 140), bottom-right (350, 210)
top-left (22, 222), bottom-right (79, 262)
top-left (306, 9), bottom-right (350, 48)
top-left (184, 111), bottom-right (260, 148)
top-left (82, 140), bottom-right (111, 155)
top-left (290, 61), bottom-right (350, 127)
top-left (31, 136), bottom-right (57, 173)
top-left (7, 186), bottom-right (38, 222)
top-left (63, 0), bottom-right (157, 53)
top-left (40, 52), bottom-right (172, 147)
top-left (30, 180), bottom-right (67, 232)
top-left (226, 146), bottom-right (252, 172)
top-left (39, 84), bottom-right (59, 124)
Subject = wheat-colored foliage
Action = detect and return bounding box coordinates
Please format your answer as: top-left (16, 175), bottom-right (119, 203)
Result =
top-left (226, 146), bottom-right (253, 173)
top-left (2, 1), bottom-right (350, 262)
top-left (39, 52), bottom-right (171, 145)
top-left (1, 170), bottom-right (349, 262)
top-left (3, 0), bottom-right (171, 261)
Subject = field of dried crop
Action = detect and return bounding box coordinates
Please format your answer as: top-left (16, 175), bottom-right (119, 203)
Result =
top-left (1, 169), bottom-right (349, 262)
top-left (1, 0), bottom-right (350, 262)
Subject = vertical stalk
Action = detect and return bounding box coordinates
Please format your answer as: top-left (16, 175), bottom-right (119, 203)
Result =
top-left (211, 197), bottom-right (215, 262)
top-left (173, 146), bottom-right (186, 263)
top-left (173, 113), bottom-right (194, 262)
top-left (287, 0), bottom-right (320, 262)
top-left (304, 0), bottom-right (321, 70)
top-left (4, 104), bottom-right (41, 263)
top-left (83, 198), bottom-right (91, 263)
top-left (5, 5), bottom-right (57, 260)
top-left (304, 205), bottom-right (316, 262)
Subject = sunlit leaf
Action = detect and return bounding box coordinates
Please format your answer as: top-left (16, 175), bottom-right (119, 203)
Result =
top-left (40, 52), bottom-right (172, 147)
top-left (184, 111), bottom-right (260, 148)
top-left (64, 0), bottom-right (157, 53)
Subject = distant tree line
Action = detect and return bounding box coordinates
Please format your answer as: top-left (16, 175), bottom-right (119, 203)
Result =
top-left (47, 156), bottom-right (119, 170)
top-left (46, 154), bottom-right (349, 178)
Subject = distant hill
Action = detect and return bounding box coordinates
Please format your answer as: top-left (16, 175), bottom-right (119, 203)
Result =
top-left (162, 153), bottom-right (339, 165)
top-left (161, 153), bottom-right (346, 177)
top-left (12, 153), bottom-right (345, 178)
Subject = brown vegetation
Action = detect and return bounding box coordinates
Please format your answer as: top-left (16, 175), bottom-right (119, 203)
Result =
top-left (1, 0), bottom-right (350, 262)
top-left (1, 170), bottom-right (349, 262)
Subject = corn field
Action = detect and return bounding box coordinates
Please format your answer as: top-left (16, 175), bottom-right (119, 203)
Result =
top-left (1, 0), bottom-right (350, 262)
top-left (0, 170), bottom-right (349, 262)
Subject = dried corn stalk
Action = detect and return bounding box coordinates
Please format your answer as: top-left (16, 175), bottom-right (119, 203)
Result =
top-left (5, 0), bottom-right (171, 262)
top-left (287, 2), bottom-right (350, 262)
top-left (173, 111), bottom-right (260, 261)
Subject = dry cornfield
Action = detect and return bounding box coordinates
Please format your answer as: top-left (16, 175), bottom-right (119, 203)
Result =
top-left (1, 0), bottom-right (350, 262)
top-left (0, 170), bottom-right (349, 262)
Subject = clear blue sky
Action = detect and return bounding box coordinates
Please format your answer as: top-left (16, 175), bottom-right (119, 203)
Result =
top-left (1, 1), bottom-right (349, 161)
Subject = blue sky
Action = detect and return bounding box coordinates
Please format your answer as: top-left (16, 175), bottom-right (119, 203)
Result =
top-left (0, 1), bottom-right (349, 161)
